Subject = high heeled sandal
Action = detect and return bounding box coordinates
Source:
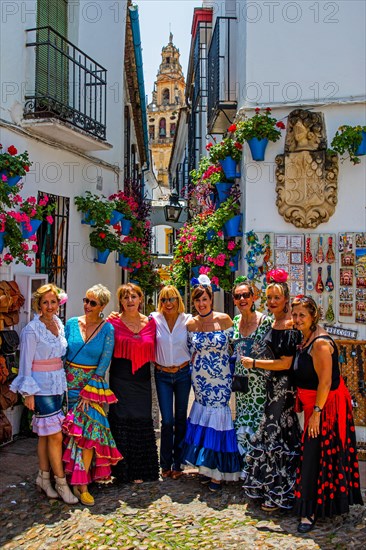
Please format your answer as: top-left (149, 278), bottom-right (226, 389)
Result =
top-left (171, 470), bottom-right (183, 480)
top-left (297, 515), bottom-right (316, 533)
top-left (73, 486), bottom-right (95, 506)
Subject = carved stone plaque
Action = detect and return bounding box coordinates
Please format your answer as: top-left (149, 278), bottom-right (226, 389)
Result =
top-left (276, 109), bottom-right (338, 229)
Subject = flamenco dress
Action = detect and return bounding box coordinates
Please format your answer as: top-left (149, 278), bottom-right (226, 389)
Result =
top-left (10, 314), bottom-right (67, 436)
top-left (181, 328), bottom-right (241, 481)
top-left (108, 317), bottom-right (159, 483)
top-left (242, 328), bottom-right (302, 509)
top-left (293, 336), bottom-right (363, 518)
top-left (232, 314), bottom-right (272, 475)
top-left (62, 319), bottom-right (122, 485)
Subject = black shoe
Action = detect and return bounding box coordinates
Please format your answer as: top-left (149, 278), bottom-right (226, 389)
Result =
top-left (297, 516), bottom-right (316, 533)
top-left (200, 476), bottom-right (211, 485)
top-left (208, 481), bottom-right (222, 493)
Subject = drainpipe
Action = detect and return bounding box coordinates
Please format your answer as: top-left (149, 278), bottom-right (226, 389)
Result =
top-left (129, 5), bottom-right (149, 173)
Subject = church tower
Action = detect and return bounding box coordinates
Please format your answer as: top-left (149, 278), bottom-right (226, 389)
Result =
top-left (147, 33), bottom-right (185, 188)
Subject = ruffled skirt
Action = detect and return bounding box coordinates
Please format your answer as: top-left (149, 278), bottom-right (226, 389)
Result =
top-left (33, 394), bottom-right (64, 436)
top-left (181, 401), bottom-right (241, 481)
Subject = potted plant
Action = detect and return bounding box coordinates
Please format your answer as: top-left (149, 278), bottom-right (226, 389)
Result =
top-left (207, 138), bottom-right (243, 179)
top-left (109, 191), bottom-right (139, 234)
top-left (234, 108), bottom-right (285, 161)
top-left (0, 144), bottom-right (32, 185)
top-left (0, 212), bottom-right (36, 266)
top-left (330, 124), bottom-right (366, 165)
top-left (206, 197), bottom-right (241, 235)
top-left (89, 228), bottom-right (120, 264)
top-left (75, 191), bottom-right (114, 226)
top-left (18, 195), bottom-right (55, 237)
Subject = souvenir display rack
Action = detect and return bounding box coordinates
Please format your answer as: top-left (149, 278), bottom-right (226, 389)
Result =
top-left (335, 340), bottom-right (366, 429)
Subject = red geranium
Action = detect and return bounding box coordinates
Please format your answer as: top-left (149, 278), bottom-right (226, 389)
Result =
top-left (266, 268), bottom-right (289, 284)
top-left (7, 145), bottom-right (18, 155)
top-left (228, 124), bottom-right (237, 133)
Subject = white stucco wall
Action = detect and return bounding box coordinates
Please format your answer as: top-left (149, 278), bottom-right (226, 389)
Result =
top-left (0, 1), bottom-right (131, 318)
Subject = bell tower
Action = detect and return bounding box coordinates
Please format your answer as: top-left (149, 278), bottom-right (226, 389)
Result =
top-left (147, 33), bottom-right (185, 188)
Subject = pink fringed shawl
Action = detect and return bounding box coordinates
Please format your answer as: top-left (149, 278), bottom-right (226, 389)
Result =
top-left (108, 317), bottom-right (156, 374)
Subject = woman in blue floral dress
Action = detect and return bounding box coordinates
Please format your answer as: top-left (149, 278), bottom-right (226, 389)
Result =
top-left (231, 277), bottom-right (272, 478)
top-left (181, 277), bottom-right (241, 491)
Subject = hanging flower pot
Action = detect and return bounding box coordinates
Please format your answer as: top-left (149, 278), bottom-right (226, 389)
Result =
top-left (211, 283), bottom-right (220, 292)
top-left (80, 210), bottom-right (96, 226)
top-left (0, 231), bottom-right (6, 253)
top-left (224, 214), bottom-right (242, 238)
top-left (191, 266), bottom-right (201, 277)
top-left (0, 172), bottom-right (21, 187)
top-left (230, 253), bottom-right (240, 272)
top-left (215, 182), bottom-right (233, 204)
top-left (121, 219), bottom-right (132, 235)
top-left (219, 156), bottom-right (241, 180)
top-left (247, 137), bottom-right (269, 161)
top-left (129, 279), bottom-right (139, 285)
top-left (94, 249), bottom-right (111, 264)
top-left (117, 253), bottom-right (131, 268)
top-left (109, 210), bottom-right (124, 226)
top-left (20, 219), bottom-right (42, 239)
top-left (356, 131), bottom-right (366, 156)
top-left (206, 229), bottom-right (216, 241)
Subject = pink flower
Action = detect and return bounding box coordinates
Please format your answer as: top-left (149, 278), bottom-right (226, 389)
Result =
top-left (26, 258), bottom-right (33, 267)
top-left (3, 253), bottom-right (14, 262)
top-left (211, 276), bottom-right (219, 285)
top-left (29, 235), bottom-right (37, 242)
top-left (229, 261), bottom-right (234, 267)
top-left (1, 174), bottom-right (7, 182)
top-left (227, 240), bottom-right (236, 251)
top-left (46, 215), bottom-right (54, 224)
top-left (11, 194), bottom-right (23, 204)
top-left (21, 242), bottom-right (29, 251)
top-left (30, 209), bottom-right (37, 217)
top-left (32, 244), bottom-right (38, 253)
top-left (217, 230), bottom-right (223, 238)
top-left (266, 268), bottom-right (288, 284)
top-left (199, 266), bottom-right (210, 275)
top-left (27, 196), bottom-right (37, 204)
top-left (38, 199), bottom-right (48, 206)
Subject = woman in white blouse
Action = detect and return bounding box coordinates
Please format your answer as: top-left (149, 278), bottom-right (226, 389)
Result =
top-left (10, 284), bottom-right (77, 504)
top-left (151, 285), bottom-right (191, 479)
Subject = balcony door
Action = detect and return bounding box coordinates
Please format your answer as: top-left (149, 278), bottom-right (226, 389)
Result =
top-left (36, 0), bottom-right (68, 110)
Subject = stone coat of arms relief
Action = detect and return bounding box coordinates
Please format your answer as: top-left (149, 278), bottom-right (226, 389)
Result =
top-left (275, 109), bottom-right (339, 228)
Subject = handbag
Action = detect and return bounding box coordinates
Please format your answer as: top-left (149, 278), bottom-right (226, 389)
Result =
top-left (0, 330), bottom-right (20, 355)
top-left (0, 382), bottom-right (18, 410)
top-left (232, 374), bottom-right (249, 393)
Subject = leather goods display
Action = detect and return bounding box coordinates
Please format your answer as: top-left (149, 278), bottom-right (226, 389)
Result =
top-left (0, 357), bottom-right (9, 384)
top-left (0, 330), bottom-right (20, 378)
top-left (0, 382), bottom-right (18, 410)
top-left (0, 281), bottom-right (25, 327)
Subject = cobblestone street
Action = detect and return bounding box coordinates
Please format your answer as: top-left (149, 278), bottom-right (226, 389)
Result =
top-left (1, 438), bottom-right (366, 549)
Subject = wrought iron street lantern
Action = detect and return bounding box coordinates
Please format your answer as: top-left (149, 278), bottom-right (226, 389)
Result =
top-left (164, 188), bottom-right (182, 223)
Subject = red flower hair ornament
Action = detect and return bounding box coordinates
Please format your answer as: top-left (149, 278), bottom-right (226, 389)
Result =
top-left (266, 268), bottom-right (289, 284)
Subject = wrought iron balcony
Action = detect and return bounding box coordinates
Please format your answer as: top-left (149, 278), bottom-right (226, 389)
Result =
top-left (207, 17), bottom-right (237, 134)
top-left (24, 27), bottom-right (107, 144)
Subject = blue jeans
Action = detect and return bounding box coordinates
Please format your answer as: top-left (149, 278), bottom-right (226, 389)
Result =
top-left (155, 365), bottom-right (191, 471)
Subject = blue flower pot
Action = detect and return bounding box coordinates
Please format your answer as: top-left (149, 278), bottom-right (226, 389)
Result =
top-left (224, 214), bottom-right (242, 238)
top-left (118, 253), bottom-right (130, 268)
top-left (121, 219), bottom-right (132, 235)
top-left (81, 210), bottom-right (96, 226)
top-left (0, 231), bottom-right (5, 253)
top-left (21, 219), bottom-right (42, 238)
top-left (129, 279), bottom-right (139, 285)
top-left (0, 172), bottom-right (21, 187)
top-left (356, 131), bottom-right (366, 156)
top-left (215, 182), bottom-right (233, 204)
top-left (219, 156), bottom-right (241, 180)
top-left (247, 137), bottom-right (269, 161)
top-left (94, 249), bottom-right (110, 264)
top-left (109, 210), bottom-right (124, 225)
top-left (230, 253), bottom-right (240, 272)
top-left (211, 283), bottom-right (220, 292)
top-left (191, 266), bottom-right (201, 277)
top-left (209, 192), bottom-right (216, 205)
top-left (206, 229), bottom-right (216, 241)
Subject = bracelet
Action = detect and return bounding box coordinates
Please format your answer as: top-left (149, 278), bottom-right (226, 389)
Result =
top-left (252, 359), bottom-right (256, 368)
top-left (313, 405), bottom-right (322, 413)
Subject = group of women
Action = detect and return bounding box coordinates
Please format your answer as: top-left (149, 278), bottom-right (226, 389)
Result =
top-left (10, 270), bottom-right (363, 533)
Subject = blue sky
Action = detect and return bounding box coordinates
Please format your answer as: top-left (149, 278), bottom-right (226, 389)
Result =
top-left (136, 0), bottom-right (200, 102)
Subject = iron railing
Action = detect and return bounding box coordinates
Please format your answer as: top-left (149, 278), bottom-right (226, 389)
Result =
top-left (25, 27), bottom-right (107, 140)
top-left (207, 17), bottom-right (237, 131)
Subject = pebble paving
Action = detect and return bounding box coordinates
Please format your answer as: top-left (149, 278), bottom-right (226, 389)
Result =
top-left (1, 469), bottom-right (366, 550)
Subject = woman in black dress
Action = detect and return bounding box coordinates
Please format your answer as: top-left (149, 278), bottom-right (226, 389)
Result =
top-left (108, 283), bottom-right (159, 483)
top-left (241, 269), bottom-right (301, 511)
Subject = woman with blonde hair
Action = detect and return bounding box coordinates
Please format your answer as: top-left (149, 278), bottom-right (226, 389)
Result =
top-left (151, 285), bottom-right (191, 479)
top-left (62, 284), bottom-right (122, 506)
top-left (10, 284), bottom-right (77, 504)
top-left (108, 283), bottom-right (159, 483)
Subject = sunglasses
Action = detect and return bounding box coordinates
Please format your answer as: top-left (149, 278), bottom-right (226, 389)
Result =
top-left (233, 292), bottom-right (252, 300)
top-left (160, 297), bottom-right (177, 304)
top-left (83, 297), bottom-right (99, 307)
top-left (192, 284), bottom-right (210, 289)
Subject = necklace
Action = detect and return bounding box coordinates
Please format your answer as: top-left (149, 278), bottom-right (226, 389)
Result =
top-left (198, 309), bottom-right (213, 318)
top-left (298, 329), bottom-right (316, 350)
